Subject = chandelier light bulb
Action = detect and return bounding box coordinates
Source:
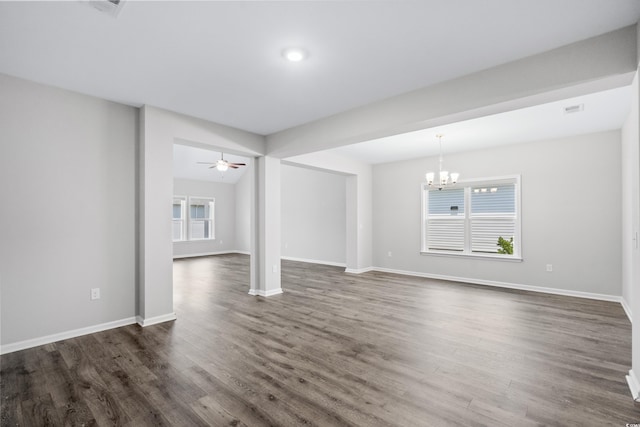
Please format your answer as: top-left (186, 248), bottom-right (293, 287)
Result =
top-left (440, 171), bottom-right (449, 184)
top-left (426, 172), bottom-right (434, 185)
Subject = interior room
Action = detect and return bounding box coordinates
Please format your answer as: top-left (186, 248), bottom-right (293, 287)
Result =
top-left (2, 1), bottom-right (640, 425)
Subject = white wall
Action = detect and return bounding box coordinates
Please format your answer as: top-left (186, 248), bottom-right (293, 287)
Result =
top-left (173, 178), bottom-right (237, 257)
top-left (281, 164), bottom-right (346, 265)
top-left (285, 151), bottom-right (373, 271)
top-left (622, 73), bottom-right (639, 317)
top-left (188, 159), bottom-right (352, 267)
top-left (0, 74), bottom-right (137, 347)
top-left (373, 130), bottom-right (622, 297)
top-left (235, 163), bottom-right (252, 253)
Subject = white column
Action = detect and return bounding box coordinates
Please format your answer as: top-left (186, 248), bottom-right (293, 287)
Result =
top-left (345, 176), bottom-right (358, 271)
top-left (138, 106), bottom-right (177, 325)
top-left (345, 171), bottom-right (373, 274)
top-left (249, 156), bottom-right (282, 296)
top-left (627, 66), bottom-right (640, 400)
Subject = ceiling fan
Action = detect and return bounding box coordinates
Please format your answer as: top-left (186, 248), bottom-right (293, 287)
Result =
top-left (197, 153), bottom-right (246, 172)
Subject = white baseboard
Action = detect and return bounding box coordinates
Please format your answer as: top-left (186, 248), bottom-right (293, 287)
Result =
top-left (248, 288), bottom-right (283, 297)
top-left (235, 250), bottom-right (251, 255)
top-left (173, 250), bottom-right (239, 259)
top-left (136, 312), bottom-right (177, 327)
top-left (627, 370), bottom-right (640, 401)
top-left (345, 267), bottom-right (375, 274)
top-left (0, 316), bottom-right (138, 355)
top-left (281, 256), bottom-right (346, 268)
top-left (372, 266), bottom-right (623, 304)
top-left (621, 297), bottom-right (633, 323)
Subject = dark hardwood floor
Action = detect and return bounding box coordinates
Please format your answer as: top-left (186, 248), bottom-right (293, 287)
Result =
top-left (2, 253), bottom-right (640, 426)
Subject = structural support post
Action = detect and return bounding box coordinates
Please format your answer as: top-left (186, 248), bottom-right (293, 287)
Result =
top-left (627, 66), bottom-right (640, 401)
top-left (345, 175), bottom-right (358, 272)
top-left (249, 156), bottom-right (282, 296)
top-left (138, 106), bottom-right (177, 326)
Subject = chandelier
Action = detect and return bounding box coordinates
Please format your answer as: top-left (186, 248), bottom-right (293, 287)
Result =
top-left (425, 134), bottom-right (459, 190)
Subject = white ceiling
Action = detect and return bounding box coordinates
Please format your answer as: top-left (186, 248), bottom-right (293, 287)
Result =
top-left (332, 85), bottom-right (633, 164)
top-left (1, 0), bottom-right (639, 136)
top-left (173, 144), bottom-right (250, 184)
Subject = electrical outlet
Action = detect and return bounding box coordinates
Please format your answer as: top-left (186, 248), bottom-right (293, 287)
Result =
top-left (90, 288), bottom-right (100, 300)
top-left (272, 265), bottom-right (278, 273)
top-left (546, 264), bottom-right (553, 272)
top-left (388, 251), bottom-right (392, 257)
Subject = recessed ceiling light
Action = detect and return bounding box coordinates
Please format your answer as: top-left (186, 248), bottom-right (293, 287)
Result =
top-left (282, 48), bottom-right (307, 62)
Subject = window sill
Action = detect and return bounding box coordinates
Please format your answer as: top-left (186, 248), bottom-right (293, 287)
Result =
top-left (420, 251), bottom-right (523, 262)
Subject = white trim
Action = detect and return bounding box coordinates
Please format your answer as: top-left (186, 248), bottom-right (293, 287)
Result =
top-left (371, 266), bottom-right (622, 303)
top-left (627, 370), bottom-right (640, 401)
top-left (621, 297), bottom-right (633, 323)
top-left (457, 175), bottom-right (523, 186)
top-left (420, 251), bottom-right (523, 262)
top-left (344, 267), bottom-right (375, 274)
top-left (136, 312), bottom-right (177, 327)
top-left (248, 288), bottom-right (284, 297)
top-left (0, 317), bottom-right (137, 355)
top-left (281, 256), bottom-right (346, 268)
top-left (172, 195), bottom-right (187, 242)
top-left (173, 250), bottom-right (238, 259)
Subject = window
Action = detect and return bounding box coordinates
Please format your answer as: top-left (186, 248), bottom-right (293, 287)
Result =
top-left (422, 176), bottom-right (521, 259)
top-left (172, 195), bottom-right (215, 242)
top-left (189, 197), bottom-right (215, 240)
top-left (425, 188), bottom-right (465, 251)
top-left (172, 196), bottom-right (186, 242)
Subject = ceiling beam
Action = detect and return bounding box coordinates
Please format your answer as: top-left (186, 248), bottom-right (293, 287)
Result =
top-left (266, 25), bottom-right (638, 159)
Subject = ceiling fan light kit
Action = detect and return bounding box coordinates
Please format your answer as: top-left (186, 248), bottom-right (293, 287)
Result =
top-left (216, 160), bottom-right (229, 172)
top-left (426, 134), bottom-right (459, 190)
top-left (197, 153), bottom-right (247, 173)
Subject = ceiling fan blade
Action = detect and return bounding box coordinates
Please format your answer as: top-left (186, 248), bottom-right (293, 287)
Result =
top-left (228, 163), bottom-right (246, 167)
top-left (229, 165), bottom-right (239, 169)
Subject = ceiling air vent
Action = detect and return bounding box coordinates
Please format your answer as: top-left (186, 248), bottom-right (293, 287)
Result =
top-left (89, 0), bottom-right (125, 17)
top-left (563, 104), bottom-right (584, 115)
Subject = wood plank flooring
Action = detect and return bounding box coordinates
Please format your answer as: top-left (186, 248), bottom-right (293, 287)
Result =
top-left (2, 253), bottom-right (640, 426)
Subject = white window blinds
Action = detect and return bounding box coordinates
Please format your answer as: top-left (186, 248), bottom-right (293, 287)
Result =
top-left (470, 184), bottom-right (516, 253)
top-left (426, 188), bottom-right (465, 251)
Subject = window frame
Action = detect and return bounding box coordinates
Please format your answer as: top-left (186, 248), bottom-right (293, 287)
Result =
top-left (187, 196), bottom-right (215, 241)
top-left (172, 195), bottom-right (216, 243)
top-left (172, 195), bottom-right (187, 242)
top-left (421, 175), bottom-right (522, 261)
